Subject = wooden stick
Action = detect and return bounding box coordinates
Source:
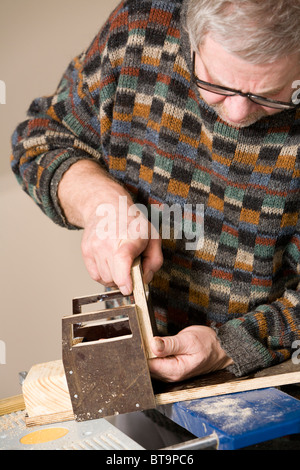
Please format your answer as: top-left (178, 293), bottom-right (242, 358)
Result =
top-left (131, 257), bottom-right (156, 359)
top-left (0, 394), bottom-right (25, 416)
top-left (25, 410), bottom-right (74, 427)
top-left (154, 364), bottom-right (300, 405)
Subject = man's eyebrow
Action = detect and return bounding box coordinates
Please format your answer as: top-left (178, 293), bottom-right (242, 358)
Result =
top-left (209, 72), bottom-right (285, 97)
top-left (198, 52), bottom-right (287, 97)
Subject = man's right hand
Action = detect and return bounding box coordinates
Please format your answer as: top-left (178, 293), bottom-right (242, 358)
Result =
top-left (58, 160), bottom-right (163, 294)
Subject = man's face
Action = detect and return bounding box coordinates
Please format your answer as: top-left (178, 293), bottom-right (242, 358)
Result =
top-left (194, 35), bottom-right (300, 127)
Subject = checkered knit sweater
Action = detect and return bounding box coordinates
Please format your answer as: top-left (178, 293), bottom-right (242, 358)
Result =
top-left (11, 0), bottom-right (300, 377)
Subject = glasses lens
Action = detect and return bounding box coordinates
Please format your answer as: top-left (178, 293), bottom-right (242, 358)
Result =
top-left (249, 96), bottom-right (294, 110)
top-left (194, 73), bottom-right (295, 110)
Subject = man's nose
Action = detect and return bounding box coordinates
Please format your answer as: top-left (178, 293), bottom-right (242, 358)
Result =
top-left (223, 95), bottom-right (258, 123)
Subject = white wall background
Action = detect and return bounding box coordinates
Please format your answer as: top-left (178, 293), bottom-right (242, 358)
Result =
top-left (0, 0), bottom-right (120, 399)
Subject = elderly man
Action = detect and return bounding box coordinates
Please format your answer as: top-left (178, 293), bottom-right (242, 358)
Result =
top-left (11, 0), bottom-right (300, 384)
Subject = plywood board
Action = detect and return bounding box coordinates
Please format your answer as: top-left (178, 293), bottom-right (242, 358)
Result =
top-left (22, 358), bottom-right (300, 426)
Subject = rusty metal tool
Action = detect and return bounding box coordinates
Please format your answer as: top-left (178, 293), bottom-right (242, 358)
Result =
top-left (62, 258), bottom-right (157, 421)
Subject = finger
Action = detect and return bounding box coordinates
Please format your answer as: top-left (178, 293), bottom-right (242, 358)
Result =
top-left (148, 356), bottom-right (180, 382)
top-left (94, 258), bottom-right (114, 285)
top-left (110, 243), bottom-right (139, 295)
top-left (83, 256), bottom-right (102, 283)
top-left (150, 335), bottom-right (185, 357)
top-left (83, 257), bottom-right (117, 288)
top-left (142, 237), bottom-right (163, 284)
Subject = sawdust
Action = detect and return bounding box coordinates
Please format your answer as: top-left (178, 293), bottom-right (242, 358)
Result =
top-left (0, 411), bottom-right (27, 449)
top-left (186, 397), bottom-right (254, 433)
top-left (0, 411), bottom-right (27, 432)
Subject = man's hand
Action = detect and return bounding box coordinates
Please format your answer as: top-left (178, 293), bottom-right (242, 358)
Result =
top-left (148, 325), bottom-right (233, 382)
top-left (58, 160), bottom-right (163, 294)
top-left (81, 196), bottom-right (163, 295)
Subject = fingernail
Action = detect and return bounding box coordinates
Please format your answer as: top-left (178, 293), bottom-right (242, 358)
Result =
top-left (153, 337), bottom-right (164, 353)
top-left (144, 270), bottom-right (153, 285)
top-left (119, 285), bottom-right (132, 296)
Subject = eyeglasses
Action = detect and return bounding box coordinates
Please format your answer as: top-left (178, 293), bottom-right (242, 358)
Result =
top-left (192, 52), bottom-right (297, 110)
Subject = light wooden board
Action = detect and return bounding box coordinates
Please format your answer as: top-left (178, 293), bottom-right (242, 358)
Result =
top-left (22, 360), bottom-right (74, 426)
top-left (154, 359), bottom-right (300, 405)
top-left (131, 257), bottom-right (156, 359)
top-left (22, 358), bottom-right (300, 426)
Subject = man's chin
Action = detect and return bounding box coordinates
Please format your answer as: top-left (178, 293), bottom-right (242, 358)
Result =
top-left (210, 104), bottom-right (268, 128)
top-left (215, 111), bottom-right (266, 128)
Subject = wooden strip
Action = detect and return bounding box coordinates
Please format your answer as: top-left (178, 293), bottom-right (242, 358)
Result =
top-left (0, 394), bottom-right (25, 416)
top-left (25, 410), bottom-right (74, 427)
top-left (154, 359), bottom-right (300, 405)
top-left (131, 257), bottom-right (156, 359)
top-left (155, 371), bottom-right (300, 405)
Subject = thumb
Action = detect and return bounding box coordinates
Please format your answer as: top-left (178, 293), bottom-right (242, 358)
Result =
top-left (151, 335), bottom-right (183, 357)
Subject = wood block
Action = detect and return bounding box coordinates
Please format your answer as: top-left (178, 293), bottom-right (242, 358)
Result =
top-left (22, 360), bottom-right (74, 426)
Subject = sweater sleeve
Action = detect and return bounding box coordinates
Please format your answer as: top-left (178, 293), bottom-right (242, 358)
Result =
top-left (10, 10), bottom-right (120, 229)
top-left (217, 225), bottom-right (300, 376)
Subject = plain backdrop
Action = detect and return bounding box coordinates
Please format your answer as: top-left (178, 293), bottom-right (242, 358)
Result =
top-left (0, 0), bottom-right (120, 399)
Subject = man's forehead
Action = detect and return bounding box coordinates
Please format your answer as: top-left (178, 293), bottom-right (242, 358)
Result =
top-left (199, 35), bottom-right (300, 93)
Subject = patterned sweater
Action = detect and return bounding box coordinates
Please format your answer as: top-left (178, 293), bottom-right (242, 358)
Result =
top-left (11, 0), bottom-right (300, 377)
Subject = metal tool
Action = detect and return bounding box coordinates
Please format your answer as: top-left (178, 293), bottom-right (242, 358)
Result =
top-left (62, 258), bottom-right (157, 421)
top-left (18, 371), bottom-right (28, 386)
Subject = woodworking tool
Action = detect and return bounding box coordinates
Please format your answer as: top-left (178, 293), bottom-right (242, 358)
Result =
top-left (62, 258), bottom-right (157, 421)
top-left (62, 293), bottom-right (156, 421)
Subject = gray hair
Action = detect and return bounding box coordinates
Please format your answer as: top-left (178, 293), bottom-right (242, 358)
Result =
top-left (186, 0), bottom-right (300, 64)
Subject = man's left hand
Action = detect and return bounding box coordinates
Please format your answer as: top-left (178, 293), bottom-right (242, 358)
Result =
top-left (148, 325), bottom-right (233, 382)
